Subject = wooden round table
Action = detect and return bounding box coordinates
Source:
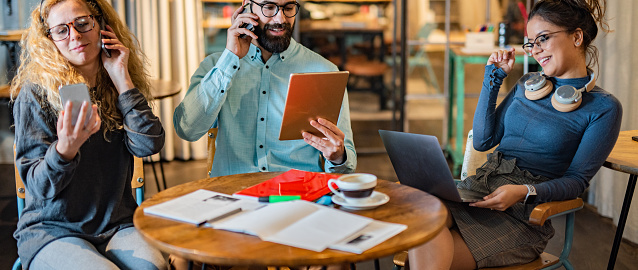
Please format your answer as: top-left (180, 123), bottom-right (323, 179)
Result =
top-left (134, 172), bottom-right (447, 267)
top-left (602, 130), bottom-right (638, 269)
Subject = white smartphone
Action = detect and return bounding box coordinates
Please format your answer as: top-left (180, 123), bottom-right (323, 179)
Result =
top-left (59, 83), bottom-right (92, 127)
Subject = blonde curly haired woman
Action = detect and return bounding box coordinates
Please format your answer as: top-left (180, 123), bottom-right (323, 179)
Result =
top-left (11, 0), bottom-right (166, 269)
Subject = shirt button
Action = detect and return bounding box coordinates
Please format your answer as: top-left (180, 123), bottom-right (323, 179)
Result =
top-left (265, 65), bottom-right (269, 69)
top-left (221, 90), bottom-right (225, 93)
top-left (262, 91), bottom-right (266, 94)
top-left (232, 65), bottom-right (237, 69)
top-left (259, 145), bottom-right (263, 148)
top-left (281, 56), bottom-right (285, 60)
top-left (260, 118), bottom-right (264, 121)
top-left (261, 167), bottom-right (266, 171)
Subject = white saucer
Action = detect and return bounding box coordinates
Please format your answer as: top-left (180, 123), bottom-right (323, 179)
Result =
top-left (332, 191), bottom-right (390, 210)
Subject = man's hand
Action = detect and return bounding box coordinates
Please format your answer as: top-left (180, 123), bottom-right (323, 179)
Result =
top-left (226, 4), bottom-right (259, 58)
top-left (302, 118), bottom-right (346, 165)
top-left (469, 184), bottom-right (528, 211)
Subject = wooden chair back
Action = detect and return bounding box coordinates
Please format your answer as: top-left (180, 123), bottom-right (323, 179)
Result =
top-left (131, 156), bottom-right (144, 189)
top-left (207, 128), bottom-right (218, 177)
top-left (13, 145), bottom-right (25, 199)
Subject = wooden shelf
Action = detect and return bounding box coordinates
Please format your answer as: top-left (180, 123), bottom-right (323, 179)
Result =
top-left (0, 85), bottom-right (11, 99)
top-left (203, 18), bottom-right (232, 29)
top-left (0, 29), bottom-right (24, 42)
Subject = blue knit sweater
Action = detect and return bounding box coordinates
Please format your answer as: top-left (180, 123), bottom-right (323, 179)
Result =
top-left (473, 64), bottom-right (622, 203)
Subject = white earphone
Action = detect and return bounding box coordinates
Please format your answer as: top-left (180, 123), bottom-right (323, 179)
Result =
top-left (523, 69), bottom-right (596, 112)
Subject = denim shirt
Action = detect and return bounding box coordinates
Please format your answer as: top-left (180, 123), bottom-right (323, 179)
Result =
top-left (173, 39), bottom-right (356, 177)
top-left (472, 65), bottom-right (622, 202)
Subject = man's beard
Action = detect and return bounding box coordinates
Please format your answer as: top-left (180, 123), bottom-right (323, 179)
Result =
top-left (254, 22), bottom-right (293, 53)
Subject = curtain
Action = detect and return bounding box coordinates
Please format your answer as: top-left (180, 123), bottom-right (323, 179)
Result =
top-left (116, 0), bottom-right (208, 161)
top-left (588, 0), bottom-right (638, 244)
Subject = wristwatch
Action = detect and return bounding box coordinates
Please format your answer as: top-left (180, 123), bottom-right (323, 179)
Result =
top-left (524, 184), bottom-right (537, 204)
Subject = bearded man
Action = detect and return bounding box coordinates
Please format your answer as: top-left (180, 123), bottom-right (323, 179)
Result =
top-left (173, 0), bottom-right (356, 177)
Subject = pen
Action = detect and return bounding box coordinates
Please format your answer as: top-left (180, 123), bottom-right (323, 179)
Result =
top-left (196, 208), bottom-right (243, 227)
top-left (258, 195), bottom-right (301, 203)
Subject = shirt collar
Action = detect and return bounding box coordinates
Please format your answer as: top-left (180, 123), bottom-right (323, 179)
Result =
top-left (247, 38), bottom-right (299, 62)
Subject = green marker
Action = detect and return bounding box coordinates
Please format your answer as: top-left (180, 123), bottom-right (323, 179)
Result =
top-left (258, 195), bottom-right (302, 203)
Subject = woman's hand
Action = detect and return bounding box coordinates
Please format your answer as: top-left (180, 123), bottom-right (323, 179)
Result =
top-left (469, 184), bottom-right (528, 211)
top-left (226, 5), bottom-right (259, 59)
top-left (55, 101), bottom-right (101, 161)
top-left (487, 48), bottom-right (516, 74)
top-left (101, 25), bottom-right (135, 94)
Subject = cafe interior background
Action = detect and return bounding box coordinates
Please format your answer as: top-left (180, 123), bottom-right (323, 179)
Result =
top-left (0, 0), bottom-right (637, 268)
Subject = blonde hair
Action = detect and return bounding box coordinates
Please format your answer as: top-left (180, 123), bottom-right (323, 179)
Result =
top-left (11, 0), bottom-right (152, 136)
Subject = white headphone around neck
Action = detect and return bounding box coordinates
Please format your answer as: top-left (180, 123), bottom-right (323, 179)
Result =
top-left (523, 69), bottom-right (596, 112)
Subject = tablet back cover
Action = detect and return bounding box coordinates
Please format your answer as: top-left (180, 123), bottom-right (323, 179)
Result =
top-left (279, 71), bottom-right (349, 140)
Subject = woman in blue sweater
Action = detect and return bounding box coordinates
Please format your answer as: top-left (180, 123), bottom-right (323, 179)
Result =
top-left (409, 0), bottom-right (622, 269)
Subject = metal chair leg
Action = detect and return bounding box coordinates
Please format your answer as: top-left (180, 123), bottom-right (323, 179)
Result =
top-left (158, 152), bottom-right (167, 190)
top-left (145, 157), bottom-right (162, 192)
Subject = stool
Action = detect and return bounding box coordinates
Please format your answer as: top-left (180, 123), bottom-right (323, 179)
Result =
top-left (344, 59), bottom-right (389, 110)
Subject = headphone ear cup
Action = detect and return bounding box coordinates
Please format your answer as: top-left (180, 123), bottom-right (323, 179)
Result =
top-left (551, 94), bottom-right (582, 112)
top-left (525, 79), bottom-right (553, 100)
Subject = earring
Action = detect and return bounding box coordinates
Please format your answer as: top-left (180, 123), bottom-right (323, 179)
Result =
top-left (575, 42), bottom-right (580, 46)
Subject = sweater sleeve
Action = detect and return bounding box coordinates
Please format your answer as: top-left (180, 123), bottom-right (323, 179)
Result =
top-left (117, 88), bottom-right (165, 157)
top-left (533, 93), bottom-right (623, 202)
top-left (472, 64), bottom-right (513, 151)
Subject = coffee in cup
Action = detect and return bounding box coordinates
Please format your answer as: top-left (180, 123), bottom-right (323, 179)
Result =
top-left (328, 173), bottom-right (377, 205)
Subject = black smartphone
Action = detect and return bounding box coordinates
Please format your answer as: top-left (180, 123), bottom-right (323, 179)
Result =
top-left (99, 17), bottom-right (112, 58)
top-left (632, 136), bottom-right (638, 142)
top-left (238, 4), bottom-right (254, 39)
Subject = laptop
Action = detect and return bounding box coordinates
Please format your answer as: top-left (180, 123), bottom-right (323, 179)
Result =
top-left (278, 71), bottom-right (349, 140)
top-left (378, 130), bottom-right (486, 203)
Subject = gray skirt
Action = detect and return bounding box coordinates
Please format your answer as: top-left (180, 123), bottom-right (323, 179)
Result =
top-left (447, 151), bottom-right (555, 268)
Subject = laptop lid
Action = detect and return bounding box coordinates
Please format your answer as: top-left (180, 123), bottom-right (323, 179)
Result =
top-left (379, 130), bottom-right (482, 202)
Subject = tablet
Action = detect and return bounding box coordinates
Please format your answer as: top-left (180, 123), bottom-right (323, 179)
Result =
top-left (279, 71), bottom-right (349, 140)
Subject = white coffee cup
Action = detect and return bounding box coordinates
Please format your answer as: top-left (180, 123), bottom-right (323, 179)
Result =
top-left (328, 173), bottom-right (377, 205)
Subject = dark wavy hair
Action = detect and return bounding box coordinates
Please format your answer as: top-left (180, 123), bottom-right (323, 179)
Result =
top-left (528, 0), bottom-right (610, 69)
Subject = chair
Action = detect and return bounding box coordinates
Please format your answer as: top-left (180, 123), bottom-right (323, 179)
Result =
top-left (341, 31), bottom-right (390, 110)
top-left (207, 127), bottom-right (218, 178)
top-left (406, 23), bottom-right (440, 93)
top-left (344, 59), bottom-right (389, 110)
top-left (392, 130), bottom-right (584, 270)
top-left (12, 144), bottom-right (145, 270)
